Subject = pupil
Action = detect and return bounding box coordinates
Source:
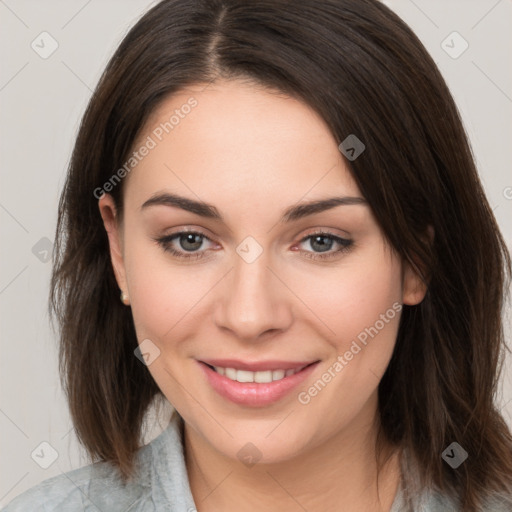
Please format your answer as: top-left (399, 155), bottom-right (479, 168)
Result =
top-left (312, 235), bottom-right (332, 253)
top-left (181, 233), bottom-right (202, 251)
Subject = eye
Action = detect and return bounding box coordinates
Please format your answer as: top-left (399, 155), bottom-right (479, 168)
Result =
top-left (296, 231), bottom-right (353, 260)
top-left (154, 230), bottom-right (216, 261)
top-left (153, 229), bottom-right (353, 261)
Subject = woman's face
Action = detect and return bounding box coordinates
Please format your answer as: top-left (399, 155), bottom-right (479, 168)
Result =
top-left (99, 79), bottom-right (426, 464)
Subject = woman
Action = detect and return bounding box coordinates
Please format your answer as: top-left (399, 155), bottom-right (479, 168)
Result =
top-left (3, 0), bottom-right (512, 510)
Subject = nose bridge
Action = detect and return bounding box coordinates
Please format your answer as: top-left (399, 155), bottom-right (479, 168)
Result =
top-left (214, 241), bottom-right (291, 340)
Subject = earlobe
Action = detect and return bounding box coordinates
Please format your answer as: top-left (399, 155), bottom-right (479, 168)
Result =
top-left (402, 225), bottom-right (434, 306)
top-left (402, 263), bottom-right (428, 305)
top-left (98, 194), bottom-right (128, 297)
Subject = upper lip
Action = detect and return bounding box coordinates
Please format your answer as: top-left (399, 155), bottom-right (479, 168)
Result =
top-left (199, 359), bottom-right (318, 372)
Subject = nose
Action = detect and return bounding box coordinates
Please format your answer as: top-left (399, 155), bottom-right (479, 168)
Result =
top-left (214, 248), bottom-right (293, 342)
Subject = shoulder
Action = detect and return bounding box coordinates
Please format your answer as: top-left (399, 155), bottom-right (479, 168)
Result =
top-left (395, 448), bottom-right (512, 511)
top-left (475, 491), bottom-right (512, 512)
top-left (1, 444), bottom-right (154, 512)
top-left (1, 413), bottom-right (194, 512)
top-left (421, 487), bottom-right (512, 512)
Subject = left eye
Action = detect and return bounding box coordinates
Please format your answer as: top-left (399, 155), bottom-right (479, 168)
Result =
top-left (154, 230), bottom-right (353, 261)
top-left (297, 232), bottom-right (353, 260)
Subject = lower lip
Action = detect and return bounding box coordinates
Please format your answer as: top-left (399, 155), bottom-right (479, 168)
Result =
top-left (198, 361), bottom-right (319, 407)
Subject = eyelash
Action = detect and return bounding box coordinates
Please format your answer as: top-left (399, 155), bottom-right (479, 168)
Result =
top-left (153, 229), bottom-right (353, 261)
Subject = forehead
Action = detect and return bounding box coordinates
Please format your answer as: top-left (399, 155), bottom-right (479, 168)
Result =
top-left (124, 79), bottom-right (362, 215)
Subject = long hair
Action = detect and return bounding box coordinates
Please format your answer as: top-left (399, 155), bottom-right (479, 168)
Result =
top-left (49, 1), bottom-right (512, 509)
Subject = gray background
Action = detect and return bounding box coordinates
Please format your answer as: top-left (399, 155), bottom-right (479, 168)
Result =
top-left (1, 0), bottom-right (511, 505)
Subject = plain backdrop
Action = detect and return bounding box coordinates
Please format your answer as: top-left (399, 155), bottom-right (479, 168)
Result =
top-left (1, 0), bottom-right (511, 505)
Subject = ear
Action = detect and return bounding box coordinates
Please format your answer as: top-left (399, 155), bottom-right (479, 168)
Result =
top-left (402, 225), bottom-right (434, 306)
top-left (98, 194), bottom-right (128, 299)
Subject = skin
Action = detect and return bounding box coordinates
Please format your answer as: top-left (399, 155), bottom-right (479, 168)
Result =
top-left (99, 79), bottom-right (427, 512)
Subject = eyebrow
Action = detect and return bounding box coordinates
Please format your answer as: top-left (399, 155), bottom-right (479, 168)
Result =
top-left (141, 192), bottom-right (367, 223)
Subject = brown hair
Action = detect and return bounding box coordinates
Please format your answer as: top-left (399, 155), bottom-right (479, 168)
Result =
top-left (49, 0), bottom-right (512, 509)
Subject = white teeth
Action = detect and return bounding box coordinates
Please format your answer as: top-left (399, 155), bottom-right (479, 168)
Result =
top-left (225, 367), bottom-right (237, 380)
top-left (254, 370), bottom-right (272, 383)
top-left (213, 366), bottom-right (303, 383)
top-left (236, 370), bottom-right (254, 383)
top-left (272, 369), bottom-right (285, 381)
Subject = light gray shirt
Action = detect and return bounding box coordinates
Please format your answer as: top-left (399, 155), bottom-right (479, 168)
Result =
top-left (2, 412), bottom-right (510, 511)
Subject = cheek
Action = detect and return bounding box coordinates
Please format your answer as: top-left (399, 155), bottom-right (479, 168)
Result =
top-left (292, 251), bottom-right (403, 427)
top-left (294, 246), bottom-right (403, 348)
top-left (122, 236), bottom-right (206, 342)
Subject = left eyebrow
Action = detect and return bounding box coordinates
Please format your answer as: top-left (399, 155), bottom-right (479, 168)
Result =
top-left (140, 192), bottom-right (367, 223)
top-left (281, 196), bottom-right (367, 222)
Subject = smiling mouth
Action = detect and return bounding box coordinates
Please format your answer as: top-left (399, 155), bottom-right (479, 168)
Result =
top-left (202, 362), bottom-right (318, 384)
top-left (198, 359), bottom-right (321, 407)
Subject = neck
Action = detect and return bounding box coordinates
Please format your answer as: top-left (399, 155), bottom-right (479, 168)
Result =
top-left (182, 401), bottom-right (402, 512)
